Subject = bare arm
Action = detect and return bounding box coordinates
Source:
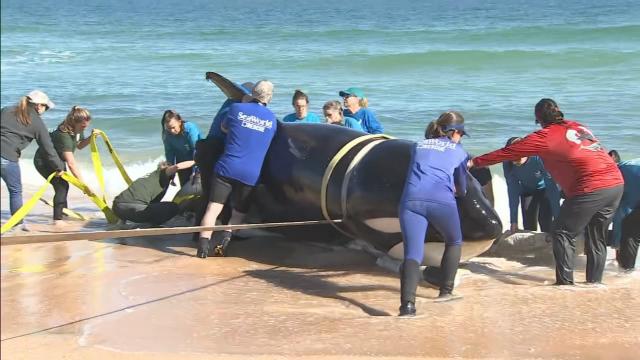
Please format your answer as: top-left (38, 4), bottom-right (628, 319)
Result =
top-left (77, 132), bottom-right (93, 150)
top-left (61, 151), bottom-right (84, 183)
top-left (165, 160), bottom-right (195, 177)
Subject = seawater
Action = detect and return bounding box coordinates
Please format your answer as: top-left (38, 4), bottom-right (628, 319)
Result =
top-left (2, 0), bottom-right (639, 195)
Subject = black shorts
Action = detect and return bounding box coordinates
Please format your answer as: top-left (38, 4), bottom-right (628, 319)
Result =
top-left (209, 174), bottom-right (254, 213)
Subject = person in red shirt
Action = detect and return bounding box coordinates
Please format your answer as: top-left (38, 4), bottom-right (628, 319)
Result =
top-left (470, 98), bottom-right (624, 285)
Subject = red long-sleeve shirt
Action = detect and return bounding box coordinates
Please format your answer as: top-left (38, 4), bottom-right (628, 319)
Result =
top-left (473, 120), bottom-right (623, 199)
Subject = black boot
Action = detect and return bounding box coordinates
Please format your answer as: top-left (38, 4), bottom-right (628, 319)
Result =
top-left (196, 237), bottom-right (210, 258)
top-left (398, 301), bottom-right (416, 317)
top-left (212, 231), bottom-right (232, 257)
top-left (439, 244), bottom-right (461, 296)
top-left (399, 259), bottom-right (421, 316)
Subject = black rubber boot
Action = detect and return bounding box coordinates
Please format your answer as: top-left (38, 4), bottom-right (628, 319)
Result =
top-left (399, 259), bottom-right (421, 317)
top-left (439, 244), bottom-right (462, 295)
top-left (212, 231), bottom-right (232, 257)
top-left (196, 237), bottom-right (210, 258)
top-left (398, 301), bottom-right (416, 317)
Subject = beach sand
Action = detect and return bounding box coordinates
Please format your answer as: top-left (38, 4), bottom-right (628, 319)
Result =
top-left (1, 221), bottom-right (639, 359)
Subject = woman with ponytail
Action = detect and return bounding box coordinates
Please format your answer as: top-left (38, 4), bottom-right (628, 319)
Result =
top-left (33, 106), bottom-right (94, 224)
top-left (1, 90), bottom-right (64, 230)
top-left (161, 110), bottom-right (202, 186)
top-left (397, 111), bottom-right (469, 316)
top-left (470, 98), bottom-right (624, 286)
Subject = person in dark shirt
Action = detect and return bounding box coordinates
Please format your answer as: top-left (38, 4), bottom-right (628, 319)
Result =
top-left (470, 98), bottom-right (623, 285)
top-left (34, 106), bottom-right (94, 224)
top-left (1, 90), bottom-right (64, 230)
top-left (397, 111), bottom-right (469, 316)
top-left (112, 160), bottom-right (194, 225)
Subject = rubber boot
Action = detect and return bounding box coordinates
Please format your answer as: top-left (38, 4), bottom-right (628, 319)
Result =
top-left (213, 231), bottom-right (233, 257)
top-left (438, 244), bottom-right (461, 298)
top-left (196, 237), bottom-right (210, 259)
top-left (399, 259), bottom-right (420, 317)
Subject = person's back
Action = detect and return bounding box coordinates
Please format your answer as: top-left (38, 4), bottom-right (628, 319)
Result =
top-left (114, 168), bottom-right (170, 205)
top-left (215, 102), bottom-right (277, 186)
top-left (402, 136), bottom-right (468, 203)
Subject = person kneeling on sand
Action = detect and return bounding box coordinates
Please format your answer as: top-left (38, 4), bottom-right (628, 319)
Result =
top-left (112, 160), bottom-right (194, 225)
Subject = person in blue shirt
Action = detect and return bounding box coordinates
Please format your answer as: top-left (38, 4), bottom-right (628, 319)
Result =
top-left (161, 110), bottom-right (202, 186)
top-left (397, 111), bottom-right (469, 317)
top-left (282, 90), bottom-right (321, 123)
top-left (197, 80), bottom-right (277, 258)
top-left (322, 100), bottom-right (364, 132)
top-left (503, 137), bottom-right (561, 233)
top-left (339, 87), bottom-right (384, 134)
top-left (608, 153), bottom-right (639, 271)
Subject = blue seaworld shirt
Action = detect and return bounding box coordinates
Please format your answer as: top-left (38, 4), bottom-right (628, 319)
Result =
top-left (282, 112), bottom-right (322, 123)
top-left (503, 155), bottom-right (560, 224)
top-left (163, 121), bottom-right (202, 164)
top-left (401, 136), bottom-right (468, 204)
top-left (611, 158), bottom-right (640, 247)
top-left (207, 98), bottom-right (237, 140)
top-left (344, 108), bottom-right (383, 134)
top-left (215, 102), bottom-right (277, 185)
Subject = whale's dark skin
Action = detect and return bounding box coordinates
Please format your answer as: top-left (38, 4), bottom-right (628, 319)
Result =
top-left (185, 72), bottom-right (503, 264)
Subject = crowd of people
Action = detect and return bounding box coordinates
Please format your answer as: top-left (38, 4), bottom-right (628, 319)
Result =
top-left (1, 85), bottom-right (638, 317)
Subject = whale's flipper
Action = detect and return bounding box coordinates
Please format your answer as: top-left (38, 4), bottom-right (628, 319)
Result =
top-left (205, 72), bottom-right (246, 101)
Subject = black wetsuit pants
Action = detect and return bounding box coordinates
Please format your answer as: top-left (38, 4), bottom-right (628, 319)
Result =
top-left (113, 201), bottom-right (179, 225)
top-left (192, 138), bottom-right (229, 240)
top-left (619, 208), bottom-right (640, 270)
top-left (521, 188), bottom-right (553, 232)
top-left (552, 185), bottom-right (623, 284)
top-left (34, 161), bottom-right (68, 220)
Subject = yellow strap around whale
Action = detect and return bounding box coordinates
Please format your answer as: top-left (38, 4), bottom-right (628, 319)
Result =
top-left (320, 134), bottom-right (393, 236)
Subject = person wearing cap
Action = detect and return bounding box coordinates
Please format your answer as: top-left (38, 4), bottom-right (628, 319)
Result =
top-left (322, 100), bottom-right (364, 131)
top-left (339, 87), bottom-right (384, 134)
top-left (469, 98), bottom-right (624, 286)
top-left (502, 136), bottom-right (560, 234)
top-left (397, 111), bottom-right (469, 316)
top-left (282, 90), bottom-right (321, 123)
top-left (197, 80), bottom-right (278, 258)
top-left (606, 151), bottom-right (639, 271)
top-left (33, 106), bottom-right (95, 224)
top-left (161, 109), bottom-right (202, 186)
top-left (1, 90), bottom-right (64, 230)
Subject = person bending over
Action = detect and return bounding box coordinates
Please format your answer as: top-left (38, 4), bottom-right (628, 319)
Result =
top-left (322, 100), bottom-right (364, 131)
top-left (161, 109), bottom-right (202, 186)
top-left (502, 136), bottom-right (560, 233)
top-left (34, 106), bottom-right (95, 225)
top-left (470, 99), bottom-right (623, 286)
top-left (112, 160), bottom-right (194, 225)
top-left (397, 111), bottom-right (469, 316)
top-left (197, 80), bottom-right (277, 258)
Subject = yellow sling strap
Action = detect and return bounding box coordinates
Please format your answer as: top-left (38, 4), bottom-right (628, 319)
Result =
top-left (90, 129), bottom-right (133, 203)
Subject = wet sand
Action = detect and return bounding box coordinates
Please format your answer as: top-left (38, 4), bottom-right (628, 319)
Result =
top-left (1, 226), bottom-right (639, 360)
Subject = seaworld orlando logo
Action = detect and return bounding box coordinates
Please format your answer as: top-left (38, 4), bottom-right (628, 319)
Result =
top-left (565, 126), bottom-right (602, 151)
top-left (238, 112), bottom-right (273, 132)
top-left (417, 139), bottom-right (457, 152)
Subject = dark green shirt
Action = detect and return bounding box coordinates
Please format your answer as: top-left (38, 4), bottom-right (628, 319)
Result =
top-left (34, 128), bottom-right (84, 169)
top-left (113, 169), bottom-right (171, 205)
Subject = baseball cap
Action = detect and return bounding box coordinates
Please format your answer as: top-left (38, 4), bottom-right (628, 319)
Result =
top-left (27, 90), bottom-right (55, 109)
top-left (251, 80), bottom-right (274, 104)
top-left (339, 87), bottom-right (365, 99)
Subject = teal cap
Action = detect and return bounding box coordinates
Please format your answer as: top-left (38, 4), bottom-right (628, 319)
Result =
top-left (339, 87), bottom-right (365, 98)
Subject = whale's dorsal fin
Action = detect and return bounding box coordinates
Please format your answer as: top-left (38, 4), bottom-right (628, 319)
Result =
top-left (205, 71), bottom-right (246, 101)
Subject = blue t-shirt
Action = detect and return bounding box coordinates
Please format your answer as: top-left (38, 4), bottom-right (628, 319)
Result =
top-left (344, 108), bottom-right (383, 134)
top-left (503, 155), bottom-right (560, 224)
top-left (401, 137), bottom-right (468, 204)
top-left (207, 98), bottom-right (237, 141)
top-left (343, 116), bottom-right (364, 132)
top-left (215, 102), bottom-right (277, 185)
top-left (282, 112), bottom-right (322, 123)
top-left (163, 121), bottom-right (202, 164)
top-left (611, 158), bottom-right (640, 246)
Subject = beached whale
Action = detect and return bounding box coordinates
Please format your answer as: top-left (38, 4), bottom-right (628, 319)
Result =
top-left (191, 72), bottom-right (503, 266)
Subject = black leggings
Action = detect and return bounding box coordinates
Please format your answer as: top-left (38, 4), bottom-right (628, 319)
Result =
top-left (521, 188), bottom-right (553, 232)
top-left (34, 161), bottom-right (68, 220)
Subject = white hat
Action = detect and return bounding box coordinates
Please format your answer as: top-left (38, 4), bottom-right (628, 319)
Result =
top-left (27, 90), bottom-right (55, 109)
top-left (251, 80), bottom-right (274, 104)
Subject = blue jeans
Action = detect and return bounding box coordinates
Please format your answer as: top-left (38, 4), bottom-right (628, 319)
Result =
top-left (0, 156), bottom-right (24, 224)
